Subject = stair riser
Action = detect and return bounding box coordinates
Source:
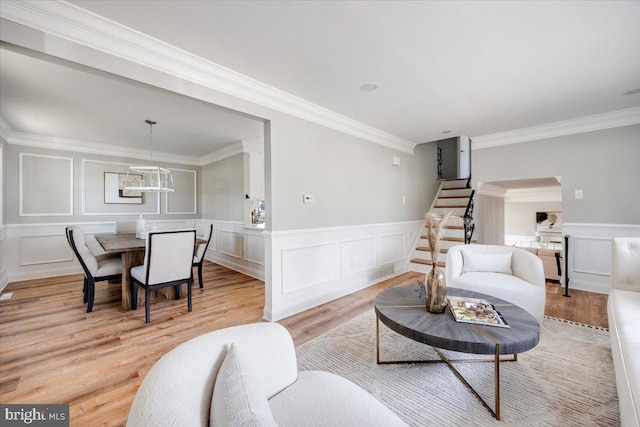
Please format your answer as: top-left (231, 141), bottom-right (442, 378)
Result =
top-left (420, 228), bottom-right (466, 239)
top-left (435, 197), bottom-right (471, 207)
top-left (432, 207), bottom-right (466, 216)
top-left (439, 188), bottom-right (472, 198)
top-left (441, 179), bottom-right (469, 190)
top-left (409, 262), bottom-right (446, 274)
top-left (418, 239), bottom-right (467, 250)
top-left (412, 252), bottom-right (448, 262)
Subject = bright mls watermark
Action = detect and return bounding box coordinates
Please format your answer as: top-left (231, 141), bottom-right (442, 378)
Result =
top-left (1, 405), bottom-right (69, 426)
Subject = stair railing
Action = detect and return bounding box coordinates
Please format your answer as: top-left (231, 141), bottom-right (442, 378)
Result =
top-left (463, 189), bottom-right (475, 244)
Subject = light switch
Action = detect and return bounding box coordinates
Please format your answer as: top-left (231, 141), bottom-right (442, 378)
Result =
top-left (303, 194), bottom-right (314, 204)
top-left (402, 196), bottom-right (406, 204)
top-left (575, 190), bottom-right (583, 199)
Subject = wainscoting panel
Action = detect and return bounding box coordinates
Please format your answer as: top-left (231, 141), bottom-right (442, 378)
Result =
top-left (218, 230), bottom-right (243, 259)
top-left (340, 237), bottom-right (376, 277)
top-left (0, 226), bottom-right (7, 291)
top-left (18, 234), bottom-right (73, 266)
top-left (281, 243), bottom-right (335, 295)
top-left (244, 234), bottom-right (265, 266)
top-left (564, 223), bottom-right (640, 294)
top-left (378, 233), bottom-right (406, 265)
top-left (263, 220), bottom-right (423, 321)
top-left (201, 221), bottom-right (265, 281)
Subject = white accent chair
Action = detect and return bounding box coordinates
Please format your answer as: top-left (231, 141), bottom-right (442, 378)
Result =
top-left (66, 226), bottom-right (123, 312)
top-left (131, 230), bottom-right (196, 323)
top-left (126, 322), bottom-right (407, 427)
top-left (446, 244), bottom-right (546, 324)
top-left (192, 224), bottom-right (213, 288)
top-left (608, 237), bottom-right (640, 427)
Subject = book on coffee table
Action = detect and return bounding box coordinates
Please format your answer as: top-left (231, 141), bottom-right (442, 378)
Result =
top-left (447, 296), bottom-right (511, 328)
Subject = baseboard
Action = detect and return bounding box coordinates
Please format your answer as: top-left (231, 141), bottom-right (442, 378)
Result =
top-left (0, 268), bottom-right (8, 292)
top-left (207, 252), bottom-right (265, 281)
top-left (8, 266), bottom-right (82, 283)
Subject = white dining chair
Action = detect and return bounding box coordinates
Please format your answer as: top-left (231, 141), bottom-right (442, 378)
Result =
top-left (130, 230), bottom-right (196, 323)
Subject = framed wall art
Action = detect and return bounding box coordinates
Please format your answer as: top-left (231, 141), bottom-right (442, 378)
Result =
top-left (104, 172), bottom-right (143, 204)
top-left (536, 211), bottom-right (562, 233)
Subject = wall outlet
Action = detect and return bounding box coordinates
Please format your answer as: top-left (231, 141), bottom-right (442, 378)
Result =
top-left (303, 194), bottom-right (314, 204)
top-left (575, 189), bottom-right (583, 199)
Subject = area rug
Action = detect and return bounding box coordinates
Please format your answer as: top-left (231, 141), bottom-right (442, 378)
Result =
top-left (296, 311), bottom-right (619, 426)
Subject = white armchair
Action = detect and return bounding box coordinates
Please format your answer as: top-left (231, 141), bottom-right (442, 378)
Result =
top-left (608, 237), bottom-right (640, 427)
top-left (127, 323), bottom-right (407, 427)
top-left (446, 244), bottom-right (546, 323)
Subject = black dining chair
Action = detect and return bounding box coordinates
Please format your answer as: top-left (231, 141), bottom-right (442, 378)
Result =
top-left (130, 230), bottom-right (196, 323)
top-left (192, 224), bottom-right (214, 288)
top-left (66, 226), bottom-right (123, 312)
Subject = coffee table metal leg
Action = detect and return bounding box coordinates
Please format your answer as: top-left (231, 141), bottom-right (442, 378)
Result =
top-left (377, 314), bottom-right (517, 420)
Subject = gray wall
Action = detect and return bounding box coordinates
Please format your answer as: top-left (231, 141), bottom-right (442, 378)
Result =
top-left (201, 154), bottom-right (244, 221)
top-left (473, 125), bottom-right (640, 226)
top-left (6, 144), bottom-right (200, 224)
top-left (505, 201), bottom-right (562, 236)
top-left (269, 116), bottom-right (439, 230)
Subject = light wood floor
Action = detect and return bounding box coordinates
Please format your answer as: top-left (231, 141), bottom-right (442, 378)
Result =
top-left (0, 263), bottom-right (608, 426)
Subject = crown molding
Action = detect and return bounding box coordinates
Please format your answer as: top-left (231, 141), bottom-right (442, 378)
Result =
top-left (505, 186), bottom-right (562, 203)
top-left (0, 0), bottom-right (416, 154)
top-left (475, 182), bottom-right (508, 198)
top-left (0, 116), bottom-right (12, 142)
top-left (200, 141), bottom-right (244, 166)
top-left (472, 107), bottom-right (640, 149)
top-left (8, 132), bottom-right (202, 166)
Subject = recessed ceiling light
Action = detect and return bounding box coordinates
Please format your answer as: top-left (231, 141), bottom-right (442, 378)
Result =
top-left (624, 88), bottom-right (640, 95)
top-left (360, 83), bottom-right (378, 92)
top-left (441, 130), bottom-right (453, 134)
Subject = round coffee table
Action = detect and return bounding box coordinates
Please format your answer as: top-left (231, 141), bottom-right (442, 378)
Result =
top-left (374, 285), bottom-right (540, 420)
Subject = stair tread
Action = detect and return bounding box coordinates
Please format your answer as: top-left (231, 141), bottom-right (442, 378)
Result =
top-left (424, 225), bottom-right (464, 229)
top-left (438, 196), bottom-right (470, 199)
top-left (410, 258), bottom-right (446, 267)
top-left (434, 205), bottom-right (467, 208)
top-left (440, 187), bottom-right (470, 191)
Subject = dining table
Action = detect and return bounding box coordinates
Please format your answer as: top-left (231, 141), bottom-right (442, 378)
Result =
top-left (94, 232), bottom-right (205, 312)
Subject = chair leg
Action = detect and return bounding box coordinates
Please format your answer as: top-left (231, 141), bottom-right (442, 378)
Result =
top-left (198, 263), bottom-right (204, 289)
top-left (131, 281), bottom-right (138, 310)
top-left (83, 277), bottom-right (88, 303)
top-left (188, 279), bottom-right (193, 312)
top-left (86, 278), bottom-right (96, 313)
top-left (145, 288), bottom-right (151, 323)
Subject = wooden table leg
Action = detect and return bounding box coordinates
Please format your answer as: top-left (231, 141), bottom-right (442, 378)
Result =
top-left (121, 251), bottom-right (145, 312)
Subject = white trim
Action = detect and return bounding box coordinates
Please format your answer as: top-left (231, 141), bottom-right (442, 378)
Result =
top-left (243, 234), bottom-right (265, 266)
top-left (265, 219), bottom-right (424, 238)
top-left (9, 131), bottom-right (201, 166)
top-left (563, 222), bottom-right (640, 230)
top-left (0, 0), bottom-right (416, 154)
top-left (200, 141), bottom-right (244, 166)
top-left (472, 107), bottom-right (640, 149)
top-left (165, 168), bottom-right (198, 215)
top-left (19, 152), bottom-right (74, 216)
top-left (476, 182), bottom-right (508, 198)
top-left (504, 186), bottom-right (562, 203)
top-left (18, 233), bottom-right (73, 266)
top-left (81, 159), bottom-right (160, 216)
top-left (0, 116), bottom-right (12, 141)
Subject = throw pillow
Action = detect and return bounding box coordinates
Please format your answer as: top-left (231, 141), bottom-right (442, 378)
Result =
top-left (461, 249), bottom-right (513, 275)
top-left (210, 343), bottom-right (277, 427)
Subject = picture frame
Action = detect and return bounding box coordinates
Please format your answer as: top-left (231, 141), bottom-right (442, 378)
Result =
top-left (104, 172), bottom-right (143, 204)
top-left (536, 211), bottom-right (562, 232)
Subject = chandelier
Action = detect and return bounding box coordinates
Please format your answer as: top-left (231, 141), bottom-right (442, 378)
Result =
top-left (124, 120), bottom-right (175, 192)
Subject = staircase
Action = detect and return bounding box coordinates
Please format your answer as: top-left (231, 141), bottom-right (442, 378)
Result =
top-left (410, 178), bottom-right (476, 273)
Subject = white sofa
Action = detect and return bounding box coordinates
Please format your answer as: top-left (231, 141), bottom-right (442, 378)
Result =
top-left (445, 244), bottom-right (546, 324)
top-left (608, 237), bottom-right (640, 427)
top-left (127, 322), bottom-right (407, 427)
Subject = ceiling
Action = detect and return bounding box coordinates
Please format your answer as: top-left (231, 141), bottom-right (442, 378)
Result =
top-left (0, 47), bottom-right (264, 157)
top-left (1, 1), bottom-right (640, 155)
